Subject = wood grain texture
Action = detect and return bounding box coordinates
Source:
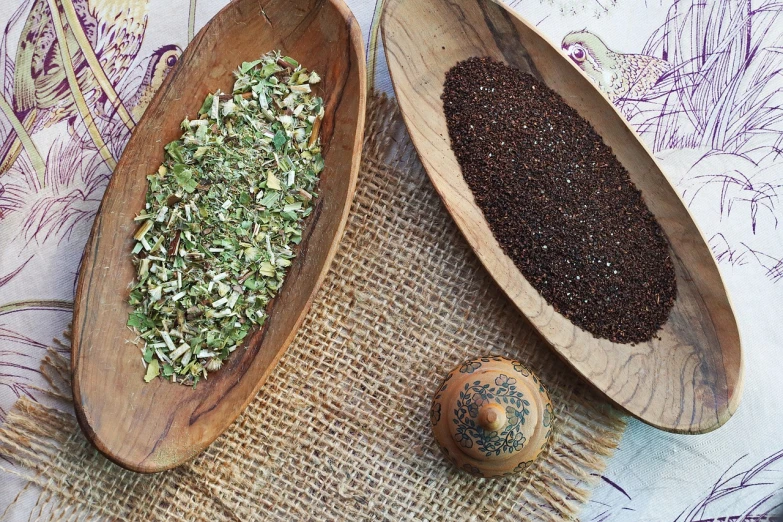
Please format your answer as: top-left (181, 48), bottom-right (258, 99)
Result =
top-left (382, 0), bottom-right (743, 434)
top-left (72, 0), bottom-right (366, 473)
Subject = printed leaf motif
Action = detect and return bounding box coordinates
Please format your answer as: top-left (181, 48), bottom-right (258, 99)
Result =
top-left (0, 256), bottom-right (32, 289)
top-left (452, 375), bottom-right (530, 457)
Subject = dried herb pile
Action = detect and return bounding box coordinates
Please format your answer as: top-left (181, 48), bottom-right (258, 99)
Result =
top-left (129, 51), bottom-right (324, 385)
top-left (442, 57), bottom-right (676, 344)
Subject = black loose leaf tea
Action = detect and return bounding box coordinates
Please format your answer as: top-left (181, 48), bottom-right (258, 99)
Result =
top-left (442, 57), bottom-right (676, 344)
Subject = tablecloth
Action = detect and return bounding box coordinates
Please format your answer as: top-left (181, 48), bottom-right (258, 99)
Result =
top-left (0, 0), bottom-right (781, 520)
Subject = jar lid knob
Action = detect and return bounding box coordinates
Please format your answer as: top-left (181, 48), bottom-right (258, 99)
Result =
top-left (430, 355), bottom-right (555, 478)
top-left (478, 403), bottom-right (507, 432)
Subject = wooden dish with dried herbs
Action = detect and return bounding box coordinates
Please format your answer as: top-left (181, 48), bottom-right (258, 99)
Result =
top-left (129, 51), bottom-right (326, 387)
top-left (72, 0), bottom-right (365, 473)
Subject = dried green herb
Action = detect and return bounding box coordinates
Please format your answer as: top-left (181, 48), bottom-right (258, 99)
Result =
top-left (128, 50), bottom-right (324, 386)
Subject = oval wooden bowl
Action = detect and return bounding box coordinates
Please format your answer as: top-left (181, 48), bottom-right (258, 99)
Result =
top-left (382, 0), bottom-right (742, 433)
top-left (72, 0), bottom-right (366, 472)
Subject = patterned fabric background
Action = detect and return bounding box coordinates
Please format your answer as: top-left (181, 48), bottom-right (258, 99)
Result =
top-left (0, 0), bottom-right (781, 520)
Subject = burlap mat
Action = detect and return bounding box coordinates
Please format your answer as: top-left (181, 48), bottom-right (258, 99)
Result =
top-left (0, 94), bottom-right (625, 521)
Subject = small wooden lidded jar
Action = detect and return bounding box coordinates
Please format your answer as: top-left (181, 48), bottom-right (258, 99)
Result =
top-left (430, 356), bottom-right (554, 478)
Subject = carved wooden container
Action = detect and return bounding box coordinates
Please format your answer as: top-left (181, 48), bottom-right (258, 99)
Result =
top-left (430, 356), bottom-right (554, 478)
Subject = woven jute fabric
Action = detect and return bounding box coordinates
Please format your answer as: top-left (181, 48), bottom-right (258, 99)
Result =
top-left (0, 94), bottom-right (625, 521)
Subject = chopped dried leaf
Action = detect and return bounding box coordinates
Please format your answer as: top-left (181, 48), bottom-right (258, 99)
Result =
top-left (144, 359), bottom-right (160, 382)
top-left (128, 50), bottom-right (325, 386)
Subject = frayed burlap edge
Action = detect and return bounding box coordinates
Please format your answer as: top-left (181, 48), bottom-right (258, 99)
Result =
top-left (0, 94), bottom-right (626, 522)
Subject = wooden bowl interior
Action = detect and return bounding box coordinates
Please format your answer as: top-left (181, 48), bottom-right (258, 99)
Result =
top-left (383, 0), bottom-right (742, 433)
top-left (73, 0), bottom-right (364, 472)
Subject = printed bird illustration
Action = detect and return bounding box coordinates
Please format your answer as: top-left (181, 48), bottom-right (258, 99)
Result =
top-left (117, 44), bottom-right (181, 122)
top-left (0, 0), bottom-right (150, 173)
top-left (98, 43), bottom-right (181, 159)
top-left (561, 30), bottom-right (672, 102)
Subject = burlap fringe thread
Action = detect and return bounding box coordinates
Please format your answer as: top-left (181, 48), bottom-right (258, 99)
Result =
top-left (0, 94), bottom-right (626, 522)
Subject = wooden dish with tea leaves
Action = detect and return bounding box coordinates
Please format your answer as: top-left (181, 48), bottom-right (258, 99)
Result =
top-left (72, 0), bottom-right (365, 473)
top-left (382, 0), bottom-right (742, 434)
